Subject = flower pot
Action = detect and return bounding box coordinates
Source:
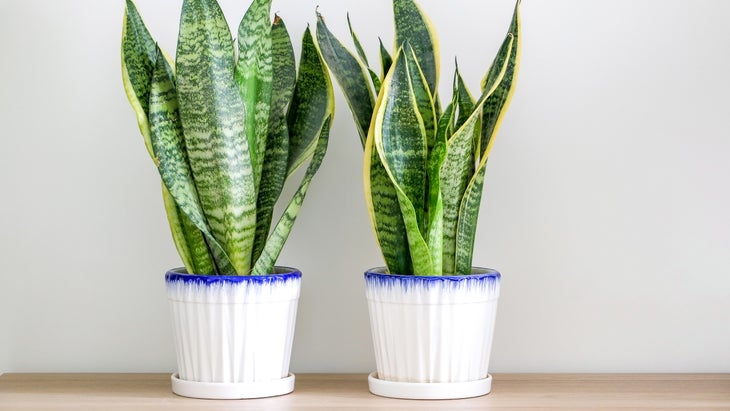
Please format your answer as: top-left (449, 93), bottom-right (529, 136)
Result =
top-left (165, 267), bottom-right (301, 399)
top-left (364, 267), bottom-right (501, 400)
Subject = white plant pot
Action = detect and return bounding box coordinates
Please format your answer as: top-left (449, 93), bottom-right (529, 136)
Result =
top-left (165, 267), bottom-right (301, 399)
top-left (364, 267), bottom-right (501, 400)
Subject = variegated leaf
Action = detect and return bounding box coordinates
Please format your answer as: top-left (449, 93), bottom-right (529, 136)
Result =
top-left (373, 48), bottom-right (433, 275)
top-left (236, 0), bottom-right (273, 191)
top-left (345, 14), bottom-right (383, 95)
top-left (253, 117), bottom-right (333, 274)
top-left (287, 27), bottom-right (334, 176)
top-left (456, 2), bottom-right (521, 274)
top-left (252, 15), bottom-right (296, 265)
top-left (441, 33), bottom-right (514, 274)
top-left (454, 62), bottom-right (475, 133)
top-left (316, 13), bottom-right (375, 147)
top-left (161, 184), bottom-right (215, 274)
top-left (424, 102), bottom-right (456, 275)
top-left (393, 0), bottom-right (439, 100)
top-left (347, 13), bottom-right (369, 65)
top-left (379, 38), bottom-right (393, 79)
top-left (122, 2), bottom-right (216, 273)
top-left (439, 111), bottom-right (480, 274)
top-left (364, 126), bottom-right (413, 275)
top-left (121, 0), bottom-right (156, 158)
top-left (176, 0), bottom-right (257, 274)
top-left (479, 1), bottom-right (522, 162)
top-left (149, 46), bottom-right (235, 274)
top-left (404, 44), bottom-right (436, 149)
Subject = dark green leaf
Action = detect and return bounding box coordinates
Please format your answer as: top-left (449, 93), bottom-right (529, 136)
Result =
top-left (253, 117), bottom-right (333, 274)
top-left (287, 27), bottom-right (333, 176)
top-left (374, 48), bottom-right (433, 275)
top-left (393, 0), bottom-right (439, 98)
top-left (316, 12), bottom-right (375, 146)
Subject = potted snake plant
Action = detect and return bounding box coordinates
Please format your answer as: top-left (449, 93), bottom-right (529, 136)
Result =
top-left (121, 0), bottom-right (333, 399)
top-left (316, 0), bottom-right (520, 399)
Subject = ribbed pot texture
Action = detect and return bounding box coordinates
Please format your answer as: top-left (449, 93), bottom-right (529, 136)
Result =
top-left (365, 268), bottom-right (501, 383)
top-left (166, 268), bottom-right (301, 384)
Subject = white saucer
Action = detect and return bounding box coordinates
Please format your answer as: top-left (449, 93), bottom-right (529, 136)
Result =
top-left (171, 373), bottom-right (295, 399)
top-left (367, 372), bottom-right (492, 400)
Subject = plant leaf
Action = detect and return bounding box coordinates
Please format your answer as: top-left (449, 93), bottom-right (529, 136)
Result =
top-left (379, 38), bottom-right (393, 79)
top-left (454, 62), bottom-right (475, 132)
top-left (403, 44), bottom-right (436, 149)
top-left (176, 0), bottom-right (257, 274)
top-left (161, 184), bottom-right (215, 274)
top-left (456, 2), bottom-right (522, 274)
top-left (373, 48), bottom-right (433, 275)
top-left (149, 46), bottom-right (235, 274)
top-left (364, 126), bottom-right (413, 275)
top-left (439, 109), bottom-right (480, 274)
top-left (316, 12), bottom-right (375, 147)
top-left (252, 15), bottom-right (296, 265)
top-left (479, 1), bottom-right (522, 162)
top-left (252, 117), bottom-right (333, 274)
top-left (441, 33), bottom-right (514, 274)
top-left (393, 0), bottom-right (439, 99)
top-left (347, 13), bottom-right (369, 65)
top-left (236, 0), bottom-right (273, 191)
top-left (346, 14), bottom-right (382, 94)
top-left (121, 0), bottom-right (156, 158)
top-left (286, 27), bottom-right (334, 176)
top-left (424, 102), bottom-right (456, 276)
top-left (122, 3), bottom-right (219, 273)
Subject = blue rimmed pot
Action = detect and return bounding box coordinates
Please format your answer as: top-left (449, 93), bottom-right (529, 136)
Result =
top-left (165, 267), bottom-right (301, 399)
top-left (364, 267), bottom-right (501, 400)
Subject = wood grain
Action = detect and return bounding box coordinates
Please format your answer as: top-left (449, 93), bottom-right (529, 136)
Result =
top-left (0, 373), bottom-right (728, 410)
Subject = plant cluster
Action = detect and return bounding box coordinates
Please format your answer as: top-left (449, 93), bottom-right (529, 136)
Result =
top-left (122, 0), bottom-right (334, 275)
top-left (316, 0), bottom-right (521, 275)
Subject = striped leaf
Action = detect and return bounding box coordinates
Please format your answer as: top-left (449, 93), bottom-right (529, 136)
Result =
top-left (122, 3), bottom-right (216, 273)
top-left (149, 46), bottom-right (235, 274)
top-left (121, 0), bottom-right (156, 158)
top-left (316, 13), bottom-right (375, 147)
top-left (424, 102), bottom-right (456, 276)
top-left (253, 117), bottom-right (333, 274)
top-left (441, 34), bottom-right (514, 274)
top-left (439, 109), bottom-right (480, 274)
top-left (161, 184), bottom-right (215, 274)
top-left (454, 62), bottom-right (476, 132)
top-left (176, 0), bottom-right (257, 275)
top-left (346, 14), bottom-right (383, 95)
top-left (236, 0), bottom-right (273, 191)
top-left (379, 38), bottom-right (393, 79)
top-left (456, 2), bottom-right (522, 274)
top-left (287, 27), bottom-right (334, 176)
top-left (347, 13), bottom-right (369, 65)
top-left (364, 125), bottom-right (413, 275)
top-left (403, 44), bottom-right (436, 149)
top-left (479, 1), bottom-right (522, 162)
top-left (393, 0), bottom-right (439, 100)
top-left (252, 15), bottom-right (296, 265)
top-left (363, 70), bottom-right (413, 275)
top-left (373, 48), bottom-right (433, 275)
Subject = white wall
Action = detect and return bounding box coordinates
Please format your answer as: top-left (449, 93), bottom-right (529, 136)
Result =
top-left (1, 0), bottom-right (728, 373)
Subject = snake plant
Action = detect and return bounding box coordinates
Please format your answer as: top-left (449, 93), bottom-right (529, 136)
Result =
top-left (316, 0), bottom-right (520, 275)
top-left (121, 0), bottom-right (334, 275)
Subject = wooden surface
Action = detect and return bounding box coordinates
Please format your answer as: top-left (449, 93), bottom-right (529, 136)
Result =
top-left (0, 373), bottom-right (728, 410)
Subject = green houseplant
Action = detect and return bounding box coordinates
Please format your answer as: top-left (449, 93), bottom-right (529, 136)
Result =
top-left (316, 0), bottom-right (520, 399)
top-left (121, 0), bottom-right (333, 399)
